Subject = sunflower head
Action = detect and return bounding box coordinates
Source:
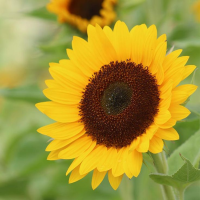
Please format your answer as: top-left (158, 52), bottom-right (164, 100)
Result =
top-left (36, 21), bottom-right (197, 190)
top-left (192, 0), bottom-right (200, 22)
top-left (47, 0), bottom-right (117, 32)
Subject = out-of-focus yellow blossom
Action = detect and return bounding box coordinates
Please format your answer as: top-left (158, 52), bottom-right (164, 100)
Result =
top-left (192, 0), bottom-right (200, 21)
top-left (47, 0), bottom-right (117, 32)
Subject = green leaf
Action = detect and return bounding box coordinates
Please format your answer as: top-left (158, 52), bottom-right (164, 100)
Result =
top-left (25, 6), bottom-right (56, 21)
top-left (0, 85), bottom-right (47, 104)
top-left (168, 130), bottom-right (200, 175)
top-left (150, 155), bottom-right (200, 190)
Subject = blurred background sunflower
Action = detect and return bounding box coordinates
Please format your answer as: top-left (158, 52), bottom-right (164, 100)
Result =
top-left (0, 0), bottom-right (200, 200)
top-left (192, 0), bottom-right (200, 22)
top-left (47, 0), bottom-right (116, 32)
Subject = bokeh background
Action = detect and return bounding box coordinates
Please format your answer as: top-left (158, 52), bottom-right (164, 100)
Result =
top-left (0, 0), bottom-right (200, 199)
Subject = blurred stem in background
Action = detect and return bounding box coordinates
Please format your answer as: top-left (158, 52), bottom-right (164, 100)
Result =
top-left (119, 176), bottom-right (134, 200)
top-left (178, 189), bottom-right (184, 200)
top-left (151, 152), bottom-right (176, 200)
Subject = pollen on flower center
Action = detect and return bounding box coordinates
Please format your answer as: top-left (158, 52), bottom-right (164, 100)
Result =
top-left (79, 61), bottom-right (160, 148)
top-left (68, 0), bottom-right (103, 20)
top-left (101, 82), bottom-right (133, 115)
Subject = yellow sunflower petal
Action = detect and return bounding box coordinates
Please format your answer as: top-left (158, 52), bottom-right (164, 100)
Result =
top-left (157, 118), bottom-right (176, 129)
top-left (174, 84), bottom-right (198, 96)
top-left (37, 122), bottom-right (84, 140)
top-left (45, 80), bottom-right (62, 88)
top-left (136, 134), bottom-right (149, 152)
top-left (49, 66), bottom-right (84, 92)
top-left (95, 24), bottom-right (118, 61)
top-left (112, 21), bottom-right (131, 61)
top-left (142, 25), bottom-right (157, 67)
top-left (95, 146), bottom-right (109, 170)
top-left (58, 135), bottom-right (92, 159)
top-left (154, 109), bottom-right (171, 125)
top-left (130, 24), bottom-right (147, 64)
top-left (92, 169), bottom-right (107, 190)
top-left (97, 147), bottom-right (118, 172)
top-left (108, 170), bottom-right (123, 190)
top-left (45, 80), bottom-right (82, 96)
top-left (69, 165), bottom-right (88, 183)
top-left (182, 65), bottom-right (196, 80)
top-left (159, 93), bottom-right (171, 110)
top-left (45, 130), bottom-right (85, 151)
top-left (156, 64), bottom-right (165, 85)
top-left (129, 137), bottom-right (140, 151)
top-left (155, 128), bottom-right (179, 140)
top-left (156, 34), bottom-right (166, 45)
top-left (103, 26), bottom-right (114, 45)
top-left (50, 65), bottom-right (88, 88)
top-left (66, 141), bottom-right (96, 176)
top-left (165, 56), bottom-right (189, 75)
top-left (36, 102), bottom-right (80, 123)
top-left (123, 158), bottom-right (133, 179)
top-left (45, 79), bottom-right (79, 95)
top-left (71, 33), bottom-right (115, 73)
top-left (145, 124), bottom-right (158, 139)
top-left (112, 147), bottom-right (128, 177)
top-left (71, 36), bottom-right (103, 72)
top-left (87, 24), bottom-right (117, 65)
top-left (127, 150), bottom-right (143, 177)
top-left (163, 49), bottom-right (182, 72)
top-left (171, 84), bottom-right (197, 104)
top-left (67, 47), bottom-right (95, 78)
top-left (164, 56), bottom-right (189, 87)
top-left (159, 79), bottom-right (173, 99)
top-left (169, 105), bottom-right (191, 120)
top-left (171, 68), bottom-right (185, 88)
top-left (47, 149), bottom-right (60, 160)
top-left (149, 136), bottom-right (164, 153)
top-left (79, 145), bottom-right (105, 175)
top-left (50, 61), bottom-right (80, 75)
top-left (149, 41), bottom-right (167, 75)
top-left (58, 59), bottom-right (81, 74)
top-left (100, 9), bottom-right (115, 22)
top-left (43, 88), bottom-right (81, 105)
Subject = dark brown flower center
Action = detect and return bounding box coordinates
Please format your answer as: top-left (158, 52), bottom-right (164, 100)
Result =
top-left (68, 0), bottom-right (103, 20)
top-left (101, 82), bottom-right (133, 115)
top-left (79, 61), bottom-right (160, 149)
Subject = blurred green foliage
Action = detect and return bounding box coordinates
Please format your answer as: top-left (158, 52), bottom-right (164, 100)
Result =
top-left (0, 0), bottom-right (200, 199)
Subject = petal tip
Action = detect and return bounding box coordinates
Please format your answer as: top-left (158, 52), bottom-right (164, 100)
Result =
top-left (35, 102), bottom-right (44, 112)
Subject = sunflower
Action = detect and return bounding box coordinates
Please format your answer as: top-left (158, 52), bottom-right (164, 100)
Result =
top-left (47, 0), bottom-right (117, 32)
top-left (192, 0), bottom-right (200, 22)
top-left (36, 21), bottom-right (197, 190)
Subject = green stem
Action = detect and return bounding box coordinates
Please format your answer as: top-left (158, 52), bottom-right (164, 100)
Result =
top-left (151, 152), bottom-right (176, 200)
top-left (119, 176), bottom-right (133, 200)
top-left (178, 189), bottom-right (184, 200)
